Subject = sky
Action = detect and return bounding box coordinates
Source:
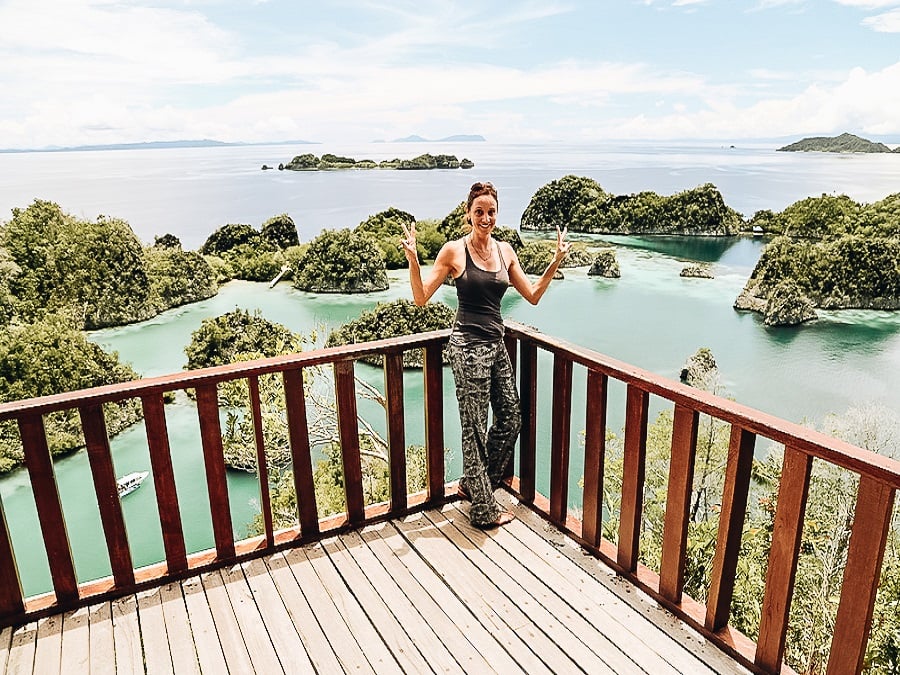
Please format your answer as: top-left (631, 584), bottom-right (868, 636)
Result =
top-left (1, 0), bottom-right (899, 149)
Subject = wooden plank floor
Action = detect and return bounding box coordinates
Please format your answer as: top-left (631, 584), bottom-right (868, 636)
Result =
top-left (0, 497), bottom-right (751, 674)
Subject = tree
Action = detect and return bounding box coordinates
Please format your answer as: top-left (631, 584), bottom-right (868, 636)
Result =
top-left (199, 223), bottom-right (261, 256)
top-left (292, 228), bottom-right (388, 293)
top-left (261, 213), bottom-right (300, 249)
top-left (0, 314), bottom-right (142, 472)
top-left (326, 299), bottom-right (454, 367)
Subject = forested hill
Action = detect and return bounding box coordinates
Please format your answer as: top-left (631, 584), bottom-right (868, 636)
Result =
top-left (777, 132), bottom-right (899, 153)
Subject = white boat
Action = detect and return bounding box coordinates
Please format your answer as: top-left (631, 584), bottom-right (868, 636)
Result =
top-left (117, 471), bottom-right (149, 498)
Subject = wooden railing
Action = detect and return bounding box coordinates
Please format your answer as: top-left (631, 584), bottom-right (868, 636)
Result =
top-left (0, 322), bottom-right (897, 674)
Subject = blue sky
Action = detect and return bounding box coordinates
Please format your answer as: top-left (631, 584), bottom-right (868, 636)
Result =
top-left (1, 0), bottom-right (899, 148)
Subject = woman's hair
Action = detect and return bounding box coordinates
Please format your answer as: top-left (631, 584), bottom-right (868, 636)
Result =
top-left (466, 181), bottom-right (498, 211)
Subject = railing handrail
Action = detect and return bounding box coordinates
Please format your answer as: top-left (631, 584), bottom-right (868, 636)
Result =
top-left (504, 320), bottom-right (900, 487)
top-left (0, 329), bottom-right (452, 421)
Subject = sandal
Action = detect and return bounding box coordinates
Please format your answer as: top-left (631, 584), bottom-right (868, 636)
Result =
top-left (456, 483), bottom-right (471, 501)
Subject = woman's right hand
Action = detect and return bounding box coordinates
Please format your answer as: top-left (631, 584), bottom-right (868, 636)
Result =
top-left (400, 222), bottom-right (418, 261)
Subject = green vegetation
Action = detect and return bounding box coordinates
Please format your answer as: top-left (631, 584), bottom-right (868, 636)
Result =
top-left (354, 207), bottom-right (439, 269)
top-left (521, 176), bottom-right (743, 235)
top-left (1, 199), bottom-right (217, 329)
top-left (292, 228), bottom-right (389, 293)
top-left (326, 299), bottom-right (454, 367)
top-left (199, 213), bottom-right (300, 283)
top-left (283, 152), bottom-right (473, 171)
top-left (737, 193), bottom-right (900, 316)
top-left (183, 309), bottom-right (429, 518)
top-left (596, 367), bottom-right (900, 673)
top-left (778, 132), bottom-right (900, 153)
top-left (0, 315), bottom-right (142, 472)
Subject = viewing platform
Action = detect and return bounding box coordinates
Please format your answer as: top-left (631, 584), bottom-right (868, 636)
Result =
top-left (1, 322), bottom-right (898, 673)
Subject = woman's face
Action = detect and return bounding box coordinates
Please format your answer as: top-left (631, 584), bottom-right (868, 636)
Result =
top-left (468, 194), bottom-right (498, 233)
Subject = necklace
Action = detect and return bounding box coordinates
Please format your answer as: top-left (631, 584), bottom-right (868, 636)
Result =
top-left (468, 236), bottom-right (493, 262)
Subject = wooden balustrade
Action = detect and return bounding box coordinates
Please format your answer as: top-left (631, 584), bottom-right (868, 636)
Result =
top-left (503, 321), bottom-right (900, 675)
top-left (0, 322), bottom-right (897, 675)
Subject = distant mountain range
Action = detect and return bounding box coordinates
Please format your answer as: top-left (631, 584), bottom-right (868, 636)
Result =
top-left (376, 134), bottom-right (486, 143)
top-left (777, 132), bottom-right (900, 153)
top-left (0, 139), bottom-right (318, 154)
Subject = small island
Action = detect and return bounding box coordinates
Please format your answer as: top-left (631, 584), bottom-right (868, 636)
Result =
top-left (277, 152), bottom-right (474, 171)
top-left (777, 132), bottom-right (900, 154)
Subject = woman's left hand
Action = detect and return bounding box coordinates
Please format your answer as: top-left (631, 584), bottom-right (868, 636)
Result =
top-left (554, 224), bottom-right (571, 261)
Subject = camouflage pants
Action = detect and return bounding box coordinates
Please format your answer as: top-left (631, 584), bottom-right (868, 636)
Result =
top-left (448, 336), bottom-right (521, 526)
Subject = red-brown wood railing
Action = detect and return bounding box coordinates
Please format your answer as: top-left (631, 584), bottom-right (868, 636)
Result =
top-left (0, 323), bottom-right (897, 675)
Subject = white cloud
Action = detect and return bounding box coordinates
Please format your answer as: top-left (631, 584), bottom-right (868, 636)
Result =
top-left (862, 7), bottom-right (900, 29)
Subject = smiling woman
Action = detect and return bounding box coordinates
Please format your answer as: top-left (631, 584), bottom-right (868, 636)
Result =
top-left (400, 180), bottom-right (571, 528)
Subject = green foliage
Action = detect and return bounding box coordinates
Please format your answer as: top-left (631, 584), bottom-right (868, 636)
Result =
top-left (517, 241), bottom-right (555, 275)
top-left (492, 226), bottom-right (523, 251)
top-left (199, 217), bottom-right (298, 282)
top-left (199, 223), bottom-right (261, 256)
top-left (184, 309), bottom-right (298, 370)
top-left (0, 315), bottom-right (142, 471)
top-left (739, 192), bottom-right (900, 312)
top-left (326, 299), bottom-right (454, 367)
top-left (0, 246), bottom-right (20, 326)
top-left (1, 200), bottom-right (217, 328)
top-left (777, 194), bottom-right (858, 239)
top-left (438, 201), bottom-right (468, 241)
top-left (521, 175), bottom-right (609, 231)
top-left (521, 177), bottom-right (743, 235)
top-left (253, 444), bottom-right (428, 532)
top-left (144, 247), bottom-right (217, 311)
top-left (778, 133), bottom-right (894, 153)
top-left (595, 400), bottom-right (900, 674)
top-left (153, 233), bottom-right (181, 249)
top-left (292, 228), bottom-right (388, 293)
top-left (354, 207), bottom-right (418, 269)
top-left (414, 219), bottom-right (447, 260)
top-left (261, 213), bottom-right (300, 249)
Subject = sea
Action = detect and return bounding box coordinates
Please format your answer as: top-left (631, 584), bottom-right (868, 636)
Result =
top-left (1, 140), bottom-right (899, 596)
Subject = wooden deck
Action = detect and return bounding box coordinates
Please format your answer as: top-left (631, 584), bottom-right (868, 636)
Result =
top-left (0, 497), bottom-right (748, 675)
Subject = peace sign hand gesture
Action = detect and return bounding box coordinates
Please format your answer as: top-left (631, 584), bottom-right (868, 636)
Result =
top-left (554, 223), bottom-right (571, 262)
top-left (400, 222), bottom-right (418, 262)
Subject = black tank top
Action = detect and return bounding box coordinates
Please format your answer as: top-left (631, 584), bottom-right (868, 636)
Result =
top-left (453, 239), bottom-right (509, 343)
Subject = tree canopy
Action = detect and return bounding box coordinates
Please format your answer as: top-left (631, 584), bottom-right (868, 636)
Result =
top-left (292, 228), bottom-right (388, 293)
top-left (521, 176), bottom-right (742, 235)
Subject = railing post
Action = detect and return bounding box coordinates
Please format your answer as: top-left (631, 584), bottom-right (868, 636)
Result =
top-left (827, 476), bottom-right (895, 675)
top-left (384, 352), bottom-right (407, 515)
top-left (518, 340), bottom-right (537, 504)
top-left (141, 393), bottom-right (187, 573)
top-left (283, 369), bottom-right (318, 537)
top-left (706, 425), bottom-right (756, 632)
top-left (423, 343), bottom-right (445, 502)
top-left (581, 369), bottom-right (608, 548)
top-left (0, 495), bottom-right (24, 620)
top-left (80, 405), bottom-right (134, 588)
top-left (195, 384), bottom-right (235, 560)
top-left (659, 404), bottom-right (699, 603)
top-left (549, 354), bottom-right (573, 526)
top-left (248, 376), bottom-right (274, 549)
top-left (18, 414), bottom-right (78, 607)
top-left (755, 445), bottom-right (812, 672)
top-left (618, 385), bottom-right (649, 572)
top-left (334, 360), bottom-right (365, 525)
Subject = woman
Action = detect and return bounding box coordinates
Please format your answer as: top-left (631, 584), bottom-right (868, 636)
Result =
top-left (400, 181), bottom-right (570, 528)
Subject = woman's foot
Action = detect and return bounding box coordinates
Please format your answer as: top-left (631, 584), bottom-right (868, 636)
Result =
top-left (474, 511), bottom-right (515, 529)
